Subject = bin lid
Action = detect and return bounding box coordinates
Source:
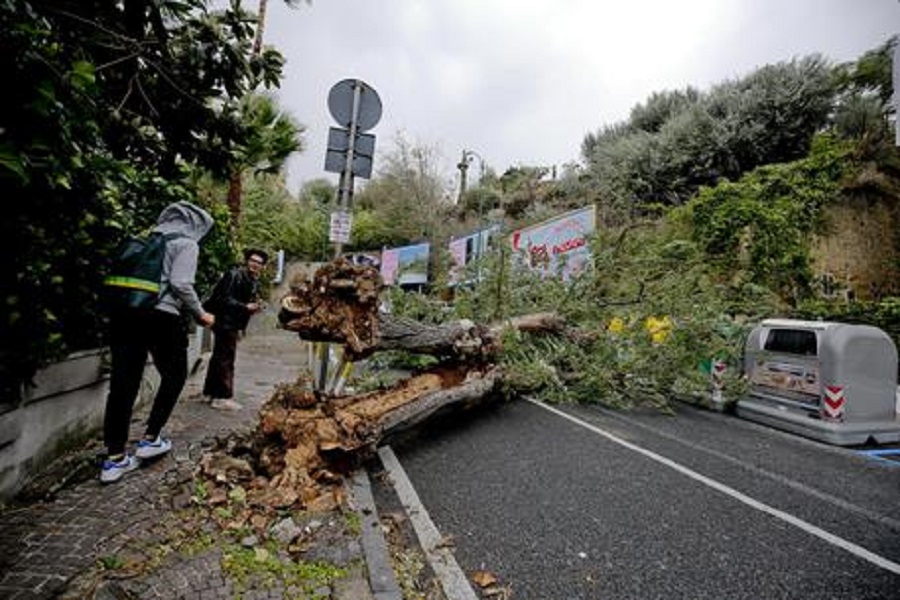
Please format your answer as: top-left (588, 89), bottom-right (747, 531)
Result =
top-left (761, 318), bottom-right (838, 331)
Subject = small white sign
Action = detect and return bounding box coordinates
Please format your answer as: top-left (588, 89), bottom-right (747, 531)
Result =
top-left (329, 210), bottom-right (352, 244)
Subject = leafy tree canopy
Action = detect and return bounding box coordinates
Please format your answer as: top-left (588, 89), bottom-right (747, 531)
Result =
top-left (0, 0), bottom-right (288, 400)
top-left (834, 35), bottom-right (897, 105)
top-left (582, 55), bottom-right (836, 212)
top-left (353, 133), bottom-right (454, 248)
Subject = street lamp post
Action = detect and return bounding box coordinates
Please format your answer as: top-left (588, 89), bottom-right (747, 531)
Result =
top-left (456, 149), bottom-right (485, 205)
top-left (457, 149), bottom-right (489, 281)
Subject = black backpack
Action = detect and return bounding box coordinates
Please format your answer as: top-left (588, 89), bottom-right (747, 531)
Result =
top-left (104, 232), bottom-right (183, 309)
top-left (201, 269), bottom-right (233, 315)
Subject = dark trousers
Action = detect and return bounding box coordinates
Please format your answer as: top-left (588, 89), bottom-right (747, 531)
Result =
top-left (104, 309), bottom-right (189, 455)
top-left (203, 328), bottom-right (239, 399)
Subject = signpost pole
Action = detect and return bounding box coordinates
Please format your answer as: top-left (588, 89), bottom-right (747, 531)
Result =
top-left (333, 81), bottom-right (363, 258)
top-left (894, 40), bottom-right (899, 147)
top-left (317, 79), bottom-right (382, 393)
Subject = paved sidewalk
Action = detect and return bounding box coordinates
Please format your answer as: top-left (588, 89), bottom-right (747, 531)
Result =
top-left (0, 313), bottom-right (388, 600)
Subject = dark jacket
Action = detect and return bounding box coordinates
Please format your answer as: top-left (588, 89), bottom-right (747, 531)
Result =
top-left (204, 266), bottom-right (260, 331)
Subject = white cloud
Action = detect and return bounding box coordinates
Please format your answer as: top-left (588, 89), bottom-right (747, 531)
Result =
top-left (262, 0), bottom-right (899, 194)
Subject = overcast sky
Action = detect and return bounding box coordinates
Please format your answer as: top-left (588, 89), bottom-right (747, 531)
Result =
top-left (261, 0), bottom-right (899, 194)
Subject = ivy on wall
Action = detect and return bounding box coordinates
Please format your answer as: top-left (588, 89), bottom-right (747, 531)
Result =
top-left (689, 134), bottom-right (856, 302)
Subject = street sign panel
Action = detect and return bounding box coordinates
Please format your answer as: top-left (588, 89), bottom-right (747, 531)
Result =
top-left (324, 150), bottom-right (373, 179)
top-left (329, 210), bottom-right (352, 244)
top-left (325, 127), bottom-right (375, 155)
top-left (324, 127), bottom-right (375, 178)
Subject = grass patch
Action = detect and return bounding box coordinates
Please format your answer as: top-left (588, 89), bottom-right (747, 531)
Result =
top-left (221, 543), bottom-right (347, 599)
top-left (343, 511), bottom-right (362, 536)
top-left (392, 549), bottom-right (428, 599)
top-left (98, 555), bottom-right (124, 571)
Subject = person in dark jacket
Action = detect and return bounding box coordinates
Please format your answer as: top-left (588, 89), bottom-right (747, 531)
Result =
top-left (202, 248), bottom-right (268, 410)
top-left (102, 201), bottom-right (216, 483)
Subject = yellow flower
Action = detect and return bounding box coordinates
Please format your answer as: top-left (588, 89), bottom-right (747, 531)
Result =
top-left (608, 316), bottom-right (626, 334)
top-left (644, 315), bottom-right (673, 344)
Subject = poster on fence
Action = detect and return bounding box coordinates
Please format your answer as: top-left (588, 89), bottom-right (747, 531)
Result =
top-left (448, 237), bottom-right (467, 285)
top-left (509, 205), bottom-right (596, 280)
top-left (380, 242), bottom-right (430, 286)
top-left (448, 225), bottom-right (500, 285)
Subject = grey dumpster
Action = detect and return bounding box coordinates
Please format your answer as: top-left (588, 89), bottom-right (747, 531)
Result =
top-left (737, 318), bottom-right (900, 446)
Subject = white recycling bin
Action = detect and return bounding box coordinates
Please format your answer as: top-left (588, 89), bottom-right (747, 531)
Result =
top-left (737, 318), bottom-right (900, 446)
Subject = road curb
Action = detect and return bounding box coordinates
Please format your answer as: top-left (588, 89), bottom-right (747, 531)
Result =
top-left (378, 445), bottom-right (479, 600)
top-left (349, 469), bottom-right (403, 600)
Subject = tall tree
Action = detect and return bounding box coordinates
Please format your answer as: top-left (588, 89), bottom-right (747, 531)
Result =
top-left (834, 35), bottom-right (898, 106)
top-left (253, 0), bottom-right (310, 57)
top-left (832, 35), bottom-right (898, 144)
top-left (225, 92), bottom-right (304, 227)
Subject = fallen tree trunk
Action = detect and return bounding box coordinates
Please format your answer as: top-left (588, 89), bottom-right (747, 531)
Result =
top-left (198, 260), bottom-right (574, 512)
top-left (199, 365), bottom-right (502, 512)
top-left (278, 258), bottom-right (573, 361)
top-left (376, 367), bottom-right (500, 435)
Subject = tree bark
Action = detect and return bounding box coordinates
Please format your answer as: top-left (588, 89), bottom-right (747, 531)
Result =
top-left (226, 168), bottom-right (243, 228)
top-left (252, 0), bottom-right (268, 57)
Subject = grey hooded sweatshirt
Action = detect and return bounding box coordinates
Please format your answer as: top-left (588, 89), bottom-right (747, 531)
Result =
top-left (152, 201), bottom-right (214, 319)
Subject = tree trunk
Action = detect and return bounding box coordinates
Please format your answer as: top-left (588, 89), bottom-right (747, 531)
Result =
top-left (252, 0), bottom-right (268, 57)
top-left (227, 168), bottom-right (243, 228)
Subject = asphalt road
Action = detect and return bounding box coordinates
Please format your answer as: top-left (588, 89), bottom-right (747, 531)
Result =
top-left (387, 399), bottom-right (900, 599)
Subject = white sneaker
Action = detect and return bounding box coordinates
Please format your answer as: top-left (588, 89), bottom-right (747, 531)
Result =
top-left (210, 398), bottom-right (243, 411)
top-left (134, 436), bottom-right (172, 459)
top-left (100, 455), bottom-right (139, 484)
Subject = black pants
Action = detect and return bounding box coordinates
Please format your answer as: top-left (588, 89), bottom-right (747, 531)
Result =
top-left (103, 309), bottom-right (189, 455)
top-left (203, 328), bottom-right (239, 399)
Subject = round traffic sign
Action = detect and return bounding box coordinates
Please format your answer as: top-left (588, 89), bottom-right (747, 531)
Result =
top-left (327, 79), bottom-right (382, 131)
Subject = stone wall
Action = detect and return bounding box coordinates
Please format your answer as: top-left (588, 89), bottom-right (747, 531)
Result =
top-left (810, 195), bottom-right (900, 301)
top-left (0, 327), bottom-right (206, 501)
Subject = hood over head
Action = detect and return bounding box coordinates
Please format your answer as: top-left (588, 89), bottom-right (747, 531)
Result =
top-left (154, 201), bottom-right (214, 241)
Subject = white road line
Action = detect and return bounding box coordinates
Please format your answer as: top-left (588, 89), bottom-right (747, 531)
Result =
top-left (528, 398), bottom-right (900, 576)
top-left (378, 446), bottom-right (479, 600)
top-left (580, 404), bottom-right (900, 532)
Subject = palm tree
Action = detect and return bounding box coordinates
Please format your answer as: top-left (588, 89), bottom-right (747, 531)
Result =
top-left (253, 0), bottom-right (311, 57)
top-left (834, 94), bottom-right (888, 141)
top-left (227, 93), bottom-right (305, 227)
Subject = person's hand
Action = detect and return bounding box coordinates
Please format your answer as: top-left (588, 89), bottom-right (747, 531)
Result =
top-left (247, 302), bottom-right (263, 313)
top-left (199, 312), bottom-right (215, 328)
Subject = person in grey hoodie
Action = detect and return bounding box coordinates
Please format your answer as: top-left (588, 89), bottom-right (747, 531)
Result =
top-left (101, 201), bottom-right (216, 483)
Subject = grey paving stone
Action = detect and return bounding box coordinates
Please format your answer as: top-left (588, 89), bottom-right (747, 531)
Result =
top-left (1, 327), bottom-right (398, 600)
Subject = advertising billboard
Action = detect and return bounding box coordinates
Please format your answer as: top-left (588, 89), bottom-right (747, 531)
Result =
top-left (509, 205), bottom-right (596, 280)
top-left (380, 242), bottom-right (430, 286)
